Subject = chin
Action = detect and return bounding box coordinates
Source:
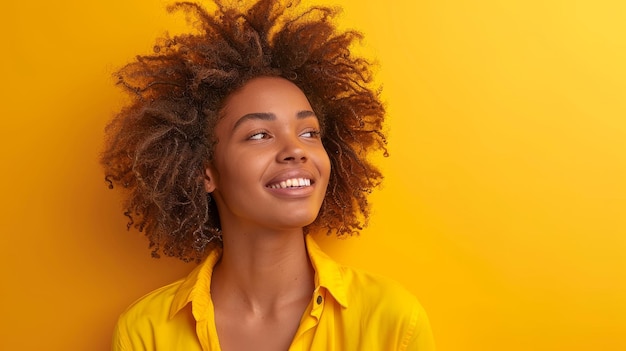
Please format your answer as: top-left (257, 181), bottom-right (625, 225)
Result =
top-left (271, 213), bottom-right (320, 231)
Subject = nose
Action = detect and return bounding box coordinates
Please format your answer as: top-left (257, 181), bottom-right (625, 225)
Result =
top-left (277, 135), bottom-right (307, 163)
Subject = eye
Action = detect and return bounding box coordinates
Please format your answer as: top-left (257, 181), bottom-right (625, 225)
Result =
top-left (300, 130), bottom-right (321, 138)
top-left (248, 131), bottom-right (270, 140)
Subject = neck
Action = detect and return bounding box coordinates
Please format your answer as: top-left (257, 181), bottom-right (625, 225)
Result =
top-left (211, 227), bottom-right (314, 314)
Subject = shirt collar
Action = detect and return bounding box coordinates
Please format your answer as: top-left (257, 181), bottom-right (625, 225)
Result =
top-left (169, 247), bottom-right (222, 321)
top-left (305, 234), bottom-right (349, 308)
top-left (169, 234), bottom-right (349, 320)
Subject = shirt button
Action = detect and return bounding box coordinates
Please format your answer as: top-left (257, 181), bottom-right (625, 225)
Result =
top-left (316, 295), bottom-right (323, 305)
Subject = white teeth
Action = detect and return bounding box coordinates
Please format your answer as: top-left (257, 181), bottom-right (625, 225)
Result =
top-left (269, 178), bottom-right (312, 189)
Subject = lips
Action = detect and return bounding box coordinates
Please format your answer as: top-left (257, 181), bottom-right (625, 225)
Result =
top-left (267, 177), bottom-right (312, 189)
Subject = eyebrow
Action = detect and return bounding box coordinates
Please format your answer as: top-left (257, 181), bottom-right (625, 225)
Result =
top-left (232, 110), bottom-right (317, 131)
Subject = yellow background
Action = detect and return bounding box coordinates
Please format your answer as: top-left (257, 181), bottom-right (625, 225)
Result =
top-left (1, 0), bottom-right (624, 350)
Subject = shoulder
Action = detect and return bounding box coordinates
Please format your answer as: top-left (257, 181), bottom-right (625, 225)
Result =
top-left (119, 279), bottom-right (184, 323)
top-left (112, 280), bottom-right (188, 350)
top-left (341, 265), bottom-right (424, 317)
top-left (308, 235), bottom-right (420, 310)
top-left (306, 236), bottom-right (435, 349)
top-left (307, 236), bottom-right (428, 324)
top-left (338, 265), bottom-right (435, 350)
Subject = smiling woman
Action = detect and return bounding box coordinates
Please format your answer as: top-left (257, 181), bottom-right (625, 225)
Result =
top-left (101, 0), bottom-right (434, 350)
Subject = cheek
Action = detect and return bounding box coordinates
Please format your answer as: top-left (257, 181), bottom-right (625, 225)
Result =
top-left (220, 150), bottom-right (268, 185)
top-left (317, 149), bottom-right (332, 181)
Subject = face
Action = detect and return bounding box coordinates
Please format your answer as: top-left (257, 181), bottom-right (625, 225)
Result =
top-left (204, 76), bottom-right (331, 233)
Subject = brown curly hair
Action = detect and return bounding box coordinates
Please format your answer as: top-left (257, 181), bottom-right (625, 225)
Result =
top-left (101, 0), bottom-right (387, 262)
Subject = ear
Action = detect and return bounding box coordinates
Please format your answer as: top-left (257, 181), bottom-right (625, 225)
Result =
top-left (203, 164), bottom-right (217, 193)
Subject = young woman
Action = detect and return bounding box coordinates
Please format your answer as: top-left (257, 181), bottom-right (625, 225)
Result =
top-left (102, 0), bottom-right (435, 349)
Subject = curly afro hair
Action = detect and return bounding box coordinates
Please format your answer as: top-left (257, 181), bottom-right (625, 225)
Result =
top-left (101, 0), bottom-right (387, 262)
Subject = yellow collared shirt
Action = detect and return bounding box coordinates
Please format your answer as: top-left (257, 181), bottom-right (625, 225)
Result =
top-left (112, 235), bottom-right (435, 350)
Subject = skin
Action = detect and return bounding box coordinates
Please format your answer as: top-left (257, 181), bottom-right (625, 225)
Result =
top-left (203, 76), bottom-right (331, 351)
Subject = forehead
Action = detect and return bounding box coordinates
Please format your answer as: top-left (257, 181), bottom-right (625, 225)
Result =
top-left (219, 76), bottom-right (313, 123)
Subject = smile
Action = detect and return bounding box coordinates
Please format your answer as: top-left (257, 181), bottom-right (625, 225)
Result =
top-left (267, 178), bottom-right (312, 189)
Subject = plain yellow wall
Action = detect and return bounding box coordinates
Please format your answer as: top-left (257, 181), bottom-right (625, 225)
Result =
top-left (1, 0), bottom-right (625, 350)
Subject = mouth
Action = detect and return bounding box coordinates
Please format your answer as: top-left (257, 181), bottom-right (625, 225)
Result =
top-left (266, 178), bottom-right (313, 189)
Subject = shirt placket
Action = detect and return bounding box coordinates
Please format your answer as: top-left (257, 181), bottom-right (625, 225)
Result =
top-left (289, 286), bottom-right (326, 350)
